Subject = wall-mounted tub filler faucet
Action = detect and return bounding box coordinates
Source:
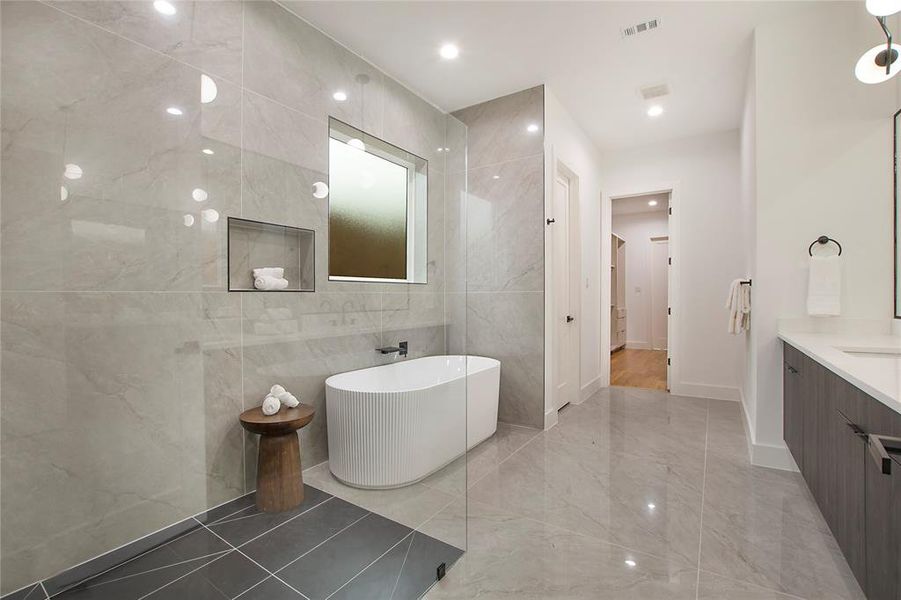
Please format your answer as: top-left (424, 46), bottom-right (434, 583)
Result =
top-left (377, 341), bottom-right (408, 357)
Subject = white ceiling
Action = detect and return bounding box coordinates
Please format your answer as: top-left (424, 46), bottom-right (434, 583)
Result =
top-left (285, 1), bottom-right (811, 152)
top-left (612, 192), bottom-right (669, 216)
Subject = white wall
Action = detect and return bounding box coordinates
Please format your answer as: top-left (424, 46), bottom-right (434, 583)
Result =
top-left (601, 130), bottom-right (745, 401)
top-left (544, 87), bottom-right (605, 415)
top-left (611, 210), bottom-right (669, 349)
top-left (744, 3), bottom-right (898, 467)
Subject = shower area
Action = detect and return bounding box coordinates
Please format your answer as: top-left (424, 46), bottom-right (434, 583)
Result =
top-left (0, 2), bottom-right (471, 598)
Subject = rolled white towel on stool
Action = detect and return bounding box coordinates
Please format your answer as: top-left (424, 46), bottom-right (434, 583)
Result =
top-left (270, 384), bottom-right (286, 397)
top-left (254, 276), bottom-right (289, 291)
top-left (261, 394), bottom-right (280, 416)
top-left (277, 390), bottom-right (299, 408)
top-left (253, 267), bottom-right (284, 279)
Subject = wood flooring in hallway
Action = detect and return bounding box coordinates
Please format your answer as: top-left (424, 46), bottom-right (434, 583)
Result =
top-left (611, 348), bottom-right (668, 390)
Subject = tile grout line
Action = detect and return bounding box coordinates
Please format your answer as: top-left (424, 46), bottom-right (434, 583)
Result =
top-left (695, 399), bottom-right (711, 600)
top-left (196, 520), bottom-right (311, 600)
top-left (323, 531), bottom-right (416, 600)
top-left (388, 535), bottom-right (416, 599)
top-left (228, 495), bottom-right (335, 548)
top-left (271, 511), bottom-right (373, 576)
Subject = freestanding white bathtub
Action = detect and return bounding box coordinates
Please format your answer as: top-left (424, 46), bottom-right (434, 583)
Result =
top-left (325, 355), bottom-right (500, 489)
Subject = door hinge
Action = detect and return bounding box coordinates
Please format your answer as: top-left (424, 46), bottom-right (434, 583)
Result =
top-left (546, 218), bottom-right (556, 225)
top-left (667, 307), bottom-right (671, 315)
top-left (667, 358), bottom-right (671, 366)
top-left (668, 257), bottom-right (672, 265)
top-left (668, 207), bottom-right (672, 215)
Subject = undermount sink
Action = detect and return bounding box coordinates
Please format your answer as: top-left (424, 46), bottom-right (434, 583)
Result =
top-left (838, 347), bottom-right (901, 358)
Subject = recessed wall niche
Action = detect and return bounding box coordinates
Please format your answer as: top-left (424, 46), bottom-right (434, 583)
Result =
top-left (227, 217), bottom-right (315, 292)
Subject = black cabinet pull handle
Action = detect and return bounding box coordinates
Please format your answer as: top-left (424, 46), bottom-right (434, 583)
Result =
top-left (868, 434), bottom-right (893, 475)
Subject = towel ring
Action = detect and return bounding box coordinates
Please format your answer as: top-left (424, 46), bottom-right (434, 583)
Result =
top-left (808, 235), bottom-right (842, 256)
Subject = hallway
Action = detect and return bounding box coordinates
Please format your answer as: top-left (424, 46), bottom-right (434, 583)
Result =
top-left (611, 349), bottom-right (668, 390)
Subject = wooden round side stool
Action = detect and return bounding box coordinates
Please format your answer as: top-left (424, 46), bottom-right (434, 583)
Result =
top-left (239, 404), bottom-right (315, 513)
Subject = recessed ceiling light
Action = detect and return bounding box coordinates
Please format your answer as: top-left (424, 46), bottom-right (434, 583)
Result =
top-left (333, 90), bottom-right (348, 102)
top-left (624, 559), bottom-right (637, 568)
top-left (526, 123), bottom-right (540, 133)
top-left (201, 208), bottom-right (219, 223)
top-left (437, 147), bottom-right (444, 152)
top-left (192, 188), bottom-right (208, 202)
top-left (153, 0), bottom-right (176, 16)
top-left (492, 175), bottom-right (501, 180)
top-left (348, 138), bottom-right (365, 151)
top-left (166, 106), bottom-right (184, 116)
top-left (647, 105), bottom-right (664, 117)
top-left (439, 43), bottom-right (459, 60)
top-left (202, 148), bottom-right (214, 155)
top-left (648, 200), bottom-right (658, 207)
top-left (63, 163), bottom-right (83, 180)
top-left (60, 186), bottom-right (69, 202)
top-left (200, 74), bottom-right (217, 104)
top-left (647, 502), bottom-right (656, 509)
top-left (183, 214), bottom-right (195, 227)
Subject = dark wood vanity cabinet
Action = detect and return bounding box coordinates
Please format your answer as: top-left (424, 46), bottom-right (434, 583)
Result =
top-left (783, 343), bottom-right (901, 600)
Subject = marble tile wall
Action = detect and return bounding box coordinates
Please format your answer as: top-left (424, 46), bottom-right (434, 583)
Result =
top-left (0, 1), bottom-right (462, 593)
top-left (452, 86), bottom-right (545, 428)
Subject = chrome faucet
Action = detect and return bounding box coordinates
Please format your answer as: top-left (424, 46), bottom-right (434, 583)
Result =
top-left (377, 341), bottom-right (408, 357)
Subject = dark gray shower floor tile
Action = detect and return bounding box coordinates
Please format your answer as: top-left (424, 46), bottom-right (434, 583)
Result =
top-left (329, 532), bottom-right (462, 600)
top-left (240, 497), bottom-right (368, 571)
top-left (207, 485), bottom-right (331, 546)
top-left (0, 584), bottom-right (47, 600)
top-left (195, 493), bottom-right (258, 525)
top-left (144, 551), bottom-right (268, 600)
top-left (235, 577), bottom-right (305, 599)
top-left (52, 527), bottom-right (232, 600)
top-left (276, 512), bottom-right (412, 599)
top-left (43, 518), bottom-right (205, 597)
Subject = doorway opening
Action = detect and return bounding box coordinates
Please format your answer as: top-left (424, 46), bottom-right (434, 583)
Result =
top-left (609, 191), bottom-right (670, 391)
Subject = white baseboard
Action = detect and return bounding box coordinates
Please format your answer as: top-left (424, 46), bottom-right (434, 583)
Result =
top-left (737, 390), bottom-right (798, 472)
top-left (544, 407), bottom-right (559, 430)
top-left (580, 376), bottom-right (602, 401)
top-left (671, 381), bottom-right (741, 402)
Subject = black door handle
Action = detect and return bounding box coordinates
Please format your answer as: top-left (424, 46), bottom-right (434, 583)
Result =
top-left (547, 218), bottom-right (556, 225)
top-left (566, 315), bottom-right (575, 323)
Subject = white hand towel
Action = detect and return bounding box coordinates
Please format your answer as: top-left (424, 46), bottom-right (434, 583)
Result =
top-left (254, 276), bottom-right (289, 291)
top-left (270, 384), bottom-right (286, 397)
top-left (725, 279), bottom-right (741, 334)
top-left (253, 267), bottom-right (284, 278)
top-left (277, 390), bottom-right (299, 408)
top-left (807, 255), bottom-right (841, 317)
top-left (261, 394), bottom-right (280, 416)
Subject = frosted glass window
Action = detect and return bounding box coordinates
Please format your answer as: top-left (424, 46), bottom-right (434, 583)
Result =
top-left (328, 119), bottom-right (427, 283)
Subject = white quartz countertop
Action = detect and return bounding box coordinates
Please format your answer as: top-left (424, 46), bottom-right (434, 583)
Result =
top-left (778, 331), bottom-right (901, 416)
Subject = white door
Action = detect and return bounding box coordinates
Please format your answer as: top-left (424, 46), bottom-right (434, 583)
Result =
top-left (651, 239), bottom-right (669, 351)
top-left (552, 173), bottom-right (578, 410)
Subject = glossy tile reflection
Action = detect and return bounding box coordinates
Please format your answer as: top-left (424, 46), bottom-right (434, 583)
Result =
top-left (423, 388), bottom-right (865, 600)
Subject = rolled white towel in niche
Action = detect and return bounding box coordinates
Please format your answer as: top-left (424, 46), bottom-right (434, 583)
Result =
top-left (254, 276), bottom-right (289, 291)
top-left (253, 267), bottom-right (284, 278)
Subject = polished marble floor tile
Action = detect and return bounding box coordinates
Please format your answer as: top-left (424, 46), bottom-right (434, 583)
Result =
top-left (0, 585), bottom-right (46, 600)
top-left (143, 551), bottom-right (268, 599)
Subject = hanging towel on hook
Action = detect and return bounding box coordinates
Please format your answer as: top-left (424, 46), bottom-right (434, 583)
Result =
top-left (807, 255), bottom-right (841, 317)
top-left (725, 279), bottom-right (751, 334)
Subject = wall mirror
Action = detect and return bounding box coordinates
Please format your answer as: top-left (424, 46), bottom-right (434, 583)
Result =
top-left (328, 118), bottom-right (428, 284)
top-left (893, 110), bottom-right (901, 319)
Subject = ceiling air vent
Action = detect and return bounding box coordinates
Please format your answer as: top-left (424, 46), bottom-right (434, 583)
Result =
top-left (621, 18), bottom-right (660, 38)
top-left (639, 83), bottom-right (670, 101)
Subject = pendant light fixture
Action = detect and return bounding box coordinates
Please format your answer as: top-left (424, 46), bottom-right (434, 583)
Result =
top-left (855, 15), bottom-right (901, 84)
top-left (867, 0), bottom-right (901, 17)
